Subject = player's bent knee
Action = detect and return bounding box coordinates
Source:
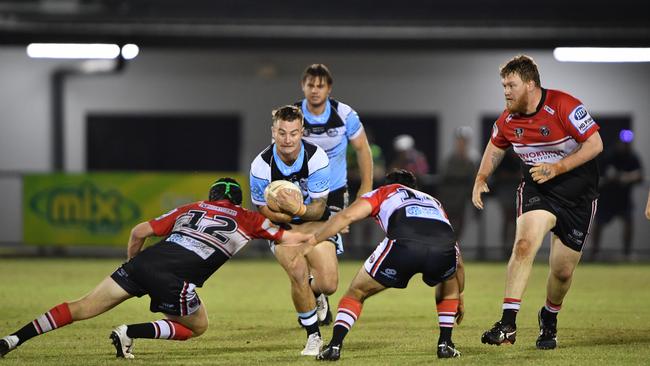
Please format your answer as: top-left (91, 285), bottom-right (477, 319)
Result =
top-left (318, 278), bottom-right (338, 296)
top-left (513, 238), bottom-right (534, 260)
top-left (551, 266), bottom-right (574, 282)
top-left (190, 322), bottom-right (208, 337)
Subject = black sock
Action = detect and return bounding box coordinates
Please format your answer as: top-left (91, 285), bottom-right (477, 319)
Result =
top-left (12, 324), bottom-right (39, 346)
top-left (329, 324), bottom-right (349, 346)
top-left (541, 307), bottom-right (558, 322)
top-left (125, 323), bottom-right (156, 339)
top-left (501, 309), bottom-right (518, 326)
top-left (438, 327), bottom-right (452, 344)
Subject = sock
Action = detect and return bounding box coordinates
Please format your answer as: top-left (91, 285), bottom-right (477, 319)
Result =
top-left (309, 276), bottom-right (322, 298)
top-left (13, 303), bottom-right (73, 346)
top-left (126, 319), bottom-right (193, 340)
top-left (436, 299), bottom-right (458, 343)
top-left (330, 296), bottom-right (363, 346)
top-left (501, 298), bottom-right (521, 326)
top-left (298, 308), bottom-right (320, 336)
top-left (543, 299), bottom-right (562, 321)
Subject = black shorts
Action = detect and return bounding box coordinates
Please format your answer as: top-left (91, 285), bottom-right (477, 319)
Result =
top-left (517, 181), bottom-right (598, 252)
top-left (327, 186), bottom-right (349, 213)
top-left (363, 233), bottom-right (458, 289)
top-left (110, 242), bottom-right (205, 316)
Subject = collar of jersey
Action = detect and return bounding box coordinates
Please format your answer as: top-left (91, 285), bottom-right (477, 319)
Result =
top-left (302, 98), bottom-right (331, 125)
top-left (273, 142), bottom-right (305, 175)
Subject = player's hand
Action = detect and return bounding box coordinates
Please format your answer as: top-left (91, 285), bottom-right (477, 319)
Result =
top-left (530, 162), bottom-right (566, 184)
top-left (276, 188), bottom-right (304, 215)
top-left (472, 176), bottom-right (490, 210)
top-left (455, 293), bottom-right (465, 325)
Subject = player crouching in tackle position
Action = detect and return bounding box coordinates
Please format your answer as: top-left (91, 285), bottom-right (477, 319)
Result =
top-left (0, 178), bottom-right (310, 359)
top-left (473, 55), bottom-right (602, 349)
top-left (303, 169), bottom-right (465, 360)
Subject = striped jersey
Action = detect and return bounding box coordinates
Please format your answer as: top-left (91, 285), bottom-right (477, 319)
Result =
top-left (149, 199), bottom-right (283, 261)
top-left (250, 140), bottom-right (330, 211)
top-left (361, 184), bottom-right (451, 240)
top-left (298, 98), bottom-right (363, 191)
top-left (491, 88), bottom-right (600, 205)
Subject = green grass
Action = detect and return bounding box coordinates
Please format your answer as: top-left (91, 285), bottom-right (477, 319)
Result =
top-left (1, 259), bottom-right (649, 365)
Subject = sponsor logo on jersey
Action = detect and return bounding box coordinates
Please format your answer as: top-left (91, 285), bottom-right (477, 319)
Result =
top-left (514, 127), bottom-right (524, 140)
top-left (369, 253), bottom-right (376, 263)
top-left (540, 126), bottom-right (550, 136)
top-left (506, 114), bottom-right (514, 123)
top-left (326, 128), bottom-right (339, 137)
top-left (569, 105), bottom-right (595, 134)
top-left (405, 205), bottom-right (441, 220)
top-left (543, 105), bottom-right (556, 115)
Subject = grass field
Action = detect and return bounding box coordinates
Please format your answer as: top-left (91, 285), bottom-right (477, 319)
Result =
top-left (1, 258), bottom-right (649, 365)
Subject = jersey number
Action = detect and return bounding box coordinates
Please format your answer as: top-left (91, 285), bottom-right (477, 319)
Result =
top-left (182, 210), bottom-right (238, 244)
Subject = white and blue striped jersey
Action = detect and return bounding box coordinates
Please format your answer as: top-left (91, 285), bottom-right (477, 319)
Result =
top-left (250, 140), bottom-right (330, 209)
top-left (298, 98), bottom-right (363, 191)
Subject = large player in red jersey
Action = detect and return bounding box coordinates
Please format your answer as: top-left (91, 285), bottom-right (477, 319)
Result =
top-left (0, 178), bottom-right (310, 359)
top-left (303, 170), bottom-right (465, 361)
top-left (472, 55), bottom-right (603, 350)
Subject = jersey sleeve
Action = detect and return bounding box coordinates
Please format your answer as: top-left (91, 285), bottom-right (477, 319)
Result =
top-left (240, 209), bottom-right (285, 242)
top-left (360, 186), bottom-right (391, 216)
top-left (558, 95), bottom-right (599, 143)
top-left (250, 155), bottom-right (271, 206)
top-left (345, 109), bottom-right (364, 140)
top-left (148, 203), bottom-right (192, 236)
top-left (307, 147), bottom-right (330, 199)
top-left (490, 112), bottom-right (511, 149)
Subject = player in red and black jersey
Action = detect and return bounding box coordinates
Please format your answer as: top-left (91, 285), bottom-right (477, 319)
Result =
top-left (0, 178), bottom-right (310, 359)
top-left (304, 169), bottom-right (465, 360)
top-left (472, 55), bottom-right (603, 350)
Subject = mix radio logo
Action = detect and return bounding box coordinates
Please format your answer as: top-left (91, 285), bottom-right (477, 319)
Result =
top-left (29, 181), bottom-right (140, 233)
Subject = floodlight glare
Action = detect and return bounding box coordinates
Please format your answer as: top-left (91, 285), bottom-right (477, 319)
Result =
top-left (27, 43), bottom-right (121, 59)
top-left (121, 44), bottom-right (139, 60)
top-left (553, 47), bottom-right (650, 63)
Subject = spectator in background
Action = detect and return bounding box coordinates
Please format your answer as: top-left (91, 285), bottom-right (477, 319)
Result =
top-left (438, 126), bottom-right (479, 241)
top-left (591, 132), bottom-right (643, 260)
top-left (492, 148), bottom-right (522, 258)
top-left (389, 134), bottom-right (429, 178)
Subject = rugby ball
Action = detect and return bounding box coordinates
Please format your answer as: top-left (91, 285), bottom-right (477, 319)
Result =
top-left (264, 180), bottom-right (302, 213)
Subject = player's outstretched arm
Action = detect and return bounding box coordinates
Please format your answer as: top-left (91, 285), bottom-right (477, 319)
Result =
top-left (472, 141), bottom-right (506, 210)
top-left (312, 199), bottom-right (373, 244)
top-left (127, 222), bottom-right (154, 260)
top-left (530, 131), bottom-right (603, 184)
top-left (258, 204), bottom-right (294, 223)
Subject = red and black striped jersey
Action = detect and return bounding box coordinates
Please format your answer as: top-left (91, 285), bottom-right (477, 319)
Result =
top-left (361, 184), bottom-right (451, 239)
top-left (149, 200), bottom-right (283, 259)
top-left (491, 88), bottom-right (600, 205)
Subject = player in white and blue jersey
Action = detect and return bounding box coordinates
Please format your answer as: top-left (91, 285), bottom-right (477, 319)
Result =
top-left (295, 64), bottom-right (374, 326)
top-left (249, 105), bottom-right (340, 356)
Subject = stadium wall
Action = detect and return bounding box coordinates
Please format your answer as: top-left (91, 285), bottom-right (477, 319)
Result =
top-left (1, 47), bottom-right (649, 257)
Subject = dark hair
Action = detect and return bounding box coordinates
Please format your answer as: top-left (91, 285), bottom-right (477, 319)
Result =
top-left (209, 177), bottom-right (243, 205)
top-left (384, 169), bottom-right (418, 189)
top-left (500, 55), bottom-right (541, 87)
top-left (301, 63), bottom-right (333, 85)
top-left (272, 105), bottom-right (304, 126)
